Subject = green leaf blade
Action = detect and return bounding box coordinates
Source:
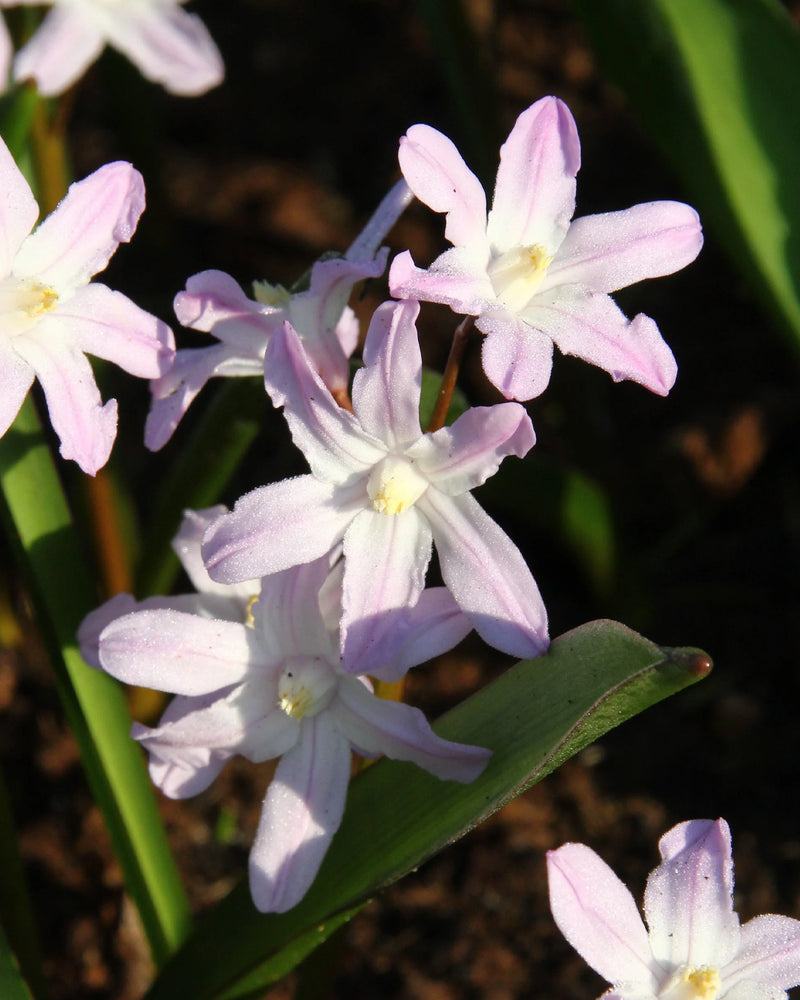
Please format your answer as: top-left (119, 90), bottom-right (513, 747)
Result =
top-left (146, 619), bottom-right (710, 1000)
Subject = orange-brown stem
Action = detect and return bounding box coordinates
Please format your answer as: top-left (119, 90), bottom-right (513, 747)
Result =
top-left (427, 315), bottom-right (475, 433)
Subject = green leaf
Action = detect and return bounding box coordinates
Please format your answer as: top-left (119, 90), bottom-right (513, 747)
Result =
top-left (0, 399), bottom-right (191, 965)
top-left (0, 922), bottom-right (33, 1000)
top-left (571, 0), bottom-right (800, 352)
top-left (145, 620), bottom-right (711, 1000)
top-left (0, 86), bottom-right (39, 160)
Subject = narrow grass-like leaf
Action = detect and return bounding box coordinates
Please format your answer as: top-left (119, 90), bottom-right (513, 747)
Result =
top-left (572, 0), bottom-right (800, 352)
top-left (0, 399), bottom-right (191, 964)
top-left (145, 619), bottom-right (711, 1000)
top-left (0, 922), bottom-right (33, 1000)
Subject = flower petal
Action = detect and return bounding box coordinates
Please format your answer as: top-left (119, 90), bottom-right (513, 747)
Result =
top-left (521, 287), bottom-right (677, 396)
top-left (12, 7), bottom-right (104, 97)
top-left (547, 843), bottom-right (656, 990)
top-left (365, 587), bottom-right (473, 683)
top-left (0, 340), bottom-right (34, 438)
top-left (420, 490), bottom-right (549, 658)
top-left (479, 313), bottom-right (554, 401)
top-left (345, 179), bottom-right (413, 263)
top-left (15, 161), bottom-right (145, 291)
top-left (0, 136), bottom-right (38, 275)
top-left (14, 327), bottom-right (116, 475)
top-left (724, 915), bottom-right (800, 994)
top-left (389, 247), bottom-right (496, 316)
top-left (253, 558), bottom-right (335, 663)
top-left (333, 675), bottom-right (490, 781)
top-left (340, 507), bottom-right (433, 674)
top-left (249, 713), bottom-right (351, 913)
top-left (202, 475), bottom-right (362, 584)
top-left (545, 201), bottom-right (703, 293)
top-left (103, 5), bottom-right (223, 96)
top-left (486, 96), bottom-right (580, 254)
top-left (54, 283), bottom-right (174, 376)
top-left (644, 818), bottom-right (740, 970)
top-left (174, 269), bottom-right (273, 347)
top-left (265, 322), bottom-right (386, 484)
top-left (98, 609), bottom-right (259, 695)
top-left (351, 299), bottom-right (422, 449)
top-left (399, 124), bottom-right (488, 247)
top-left (408, 401), bottom-right (534, 494)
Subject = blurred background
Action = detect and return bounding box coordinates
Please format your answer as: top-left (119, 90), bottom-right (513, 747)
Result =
top-left (3, 0), bottom-right (800, 997)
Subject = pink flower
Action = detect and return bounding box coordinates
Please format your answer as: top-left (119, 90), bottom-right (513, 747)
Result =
top-left (202, 298), bottom-right (548, 665)
top-left (390, 96), bottom-right (703, 401)
top-left (145, 180), bottom-right (412, 450)
top-left (95, 553), bottom-right (489, 913)
top-left (0, 141), bottom-right (174, 474)
top-left (1, 0), bottom-right (223, 97)
top-left (547, 818), bottom-right (800, 1000)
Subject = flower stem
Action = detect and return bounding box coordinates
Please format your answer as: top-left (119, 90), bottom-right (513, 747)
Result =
top-left (427, 315), bottom-right (474, 432)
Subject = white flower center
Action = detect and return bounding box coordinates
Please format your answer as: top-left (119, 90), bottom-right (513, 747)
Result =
top-left (487, 243), bottom-right (553, 312)
top-left (277, 657), bottom-right (337, 720)
top-left (0, 276), bottom-right (59, 337)
top-left (367, 455), bottom-right (429, 515)
top-left (660, 965), bottom-right (721, 1000)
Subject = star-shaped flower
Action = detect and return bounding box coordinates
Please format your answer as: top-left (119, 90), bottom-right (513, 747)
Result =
top-left (202, 298), bottom-right (548, 666)
top-left (146, 180), bottom-right (412, 450)
top-left (389, 96), bottom-right (703, 401)
top-left (95, 553), bottom-right (489, 913)
top-left (0, 140), bottom-right (174, 474)
top-left (547, 818), bottom-right (800, 1000)
top-left (1, 0), bottom-right (223, 97)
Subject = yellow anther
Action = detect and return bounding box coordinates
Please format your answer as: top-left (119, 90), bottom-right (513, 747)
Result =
top-left (252, 279), bottom-right (291, 309)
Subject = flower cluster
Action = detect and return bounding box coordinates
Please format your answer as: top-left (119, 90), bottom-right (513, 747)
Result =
top-left (548, 818), bottom-right (800, 1000)
top-left (70, 95), bottom-right (703, 912)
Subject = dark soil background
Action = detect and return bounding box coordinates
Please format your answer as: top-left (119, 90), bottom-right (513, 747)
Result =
top-left (3, 1), bottom-right (800, 998)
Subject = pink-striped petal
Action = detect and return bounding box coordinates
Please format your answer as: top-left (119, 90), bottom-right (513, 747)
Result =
top-left (345, 179), bottom-right (413, 263)
top-left (0, 339), bottom-right (34, 438)
top-left (14, 327), bottom-right (116, 475)
top-left (202, 475), bottom-right (362, 584)
top-left (389, 247), bottom-right (495, 316)
top-left (479, 312), bottom-right (554, 401)
top-left (254, 559), bottom-right (335, 663)
top-left (487, 97), bottom-right (580, 254)
top-left (249, 713), bottom-right (351, 913)
top-left (12, 7), bottom-right (104, 97)
top-left (420, 490), bottom-right (548, 658)
top-left (15, 161), bottom-right (145, 291)
top-left (98, 609), bottom-right (259, 694)
top-left (522, 287), bottom-right (677, 396)
top-left (399, 123), bottom-right (488, 247)
top-left (545, 201), bottom-right (703, 293)
top-left (372, 587), bottom-right (472, 682)
top-left (265, 323), bottom-right (386, 484)
top-left (340, 506), bottom-right (433, 674)
top-left (547, 843), bottom-right (657, 990)
top-left (333, 675), bottom-right (490, 781)
top-left (54, 283), bottom-right (174, 376)
top-left (0, 136), bottom-right (38, 275)
top-left (408, 401), bottom-right (534, 494)
top-left (644, 818), bottom-right (740, 970)
top-left (174, 269), bottom-right (274, 347)
top-left (352, 299), bottom-right (423, 448)
top-left (724, 915), bottom-right (800, 993)
top-left (103, 5), bottom-right (223, 97)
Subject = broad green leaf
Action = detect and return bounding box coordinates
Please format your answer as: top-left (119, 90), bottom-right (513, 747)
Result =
top-left (0, 399), bottom-right (191, 964)
top-left (571, 0), bottom-right (800, 352)
top-left (0, 923), bottom-right (33, 1000)
top-left (145, 620), bottom-right (711, 1000)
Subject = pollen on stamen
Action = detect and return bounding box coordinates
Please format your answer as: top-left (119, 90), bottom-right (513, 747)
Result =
top-left (366, 455), bottom-right (429, 516)
top-left (487, 242), bottom-right (554, 312)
